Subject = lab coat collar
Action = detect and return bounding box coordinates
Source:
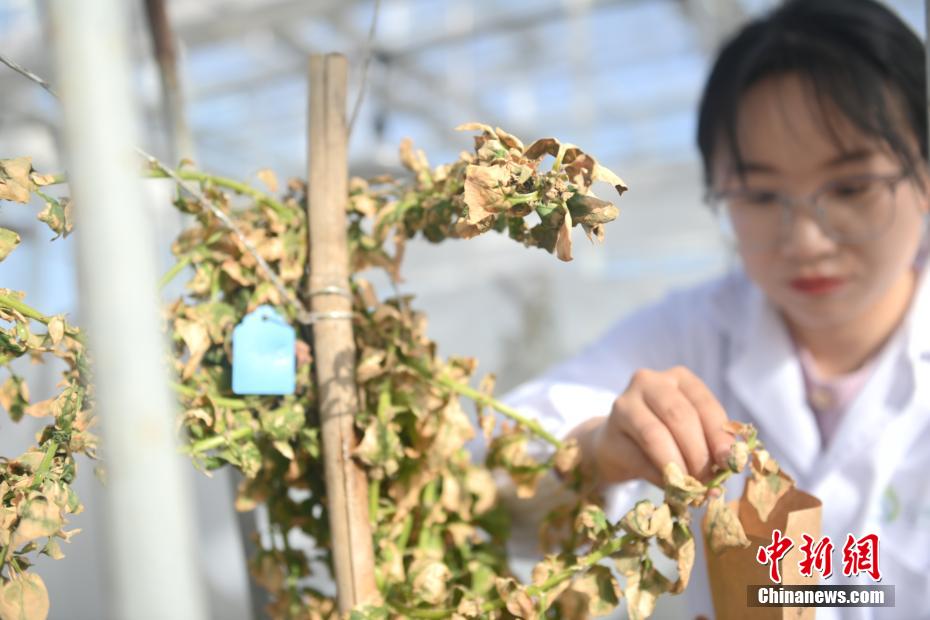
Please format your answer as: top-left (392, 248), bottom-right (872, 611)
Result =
top-left (723, 277), bottom-right (822, 479)
top-left (722, 232), bottom-right (930, 482)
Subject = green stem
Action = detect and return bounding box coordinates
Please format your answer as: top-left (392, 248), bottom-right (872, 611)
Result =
top-left (187, 426), bottom-right (255, 454)
top-left (404, 357), bottom-right (561, 448)
top-left (394, 534), bottom-right (635, 618)
top-left (0, 294), bottom-right (79, 336)
top-left (32, 440), bottom-right (59, 488)
top-left (396, 513), bottom-right (414, 554)
top-left (507, 191), bottom-right (538, 206)
top-left (150, 168), bottom-right (292, 218)
top-left (0, 543), bottom-right (9, 577)
top-left (369, 479), bottom-right (380, 522)
top-left (169, 382), bottom-right (248, 409)
top-left (526, 534), bottom-right (633, 598)
top-left (42, 169), bottom-right (292, 218)
top-left (159, 255), bottom-right (192, 290)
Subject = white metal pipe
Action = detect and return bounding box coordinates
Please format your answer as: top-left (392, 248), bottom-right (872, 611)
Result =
top-left (47, 2), bottom-right (209, 619)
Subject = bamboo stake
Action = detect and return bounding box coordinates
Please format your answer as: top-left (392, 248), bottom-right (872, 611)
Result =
top-left (307, 53), bottom-right (379, 611)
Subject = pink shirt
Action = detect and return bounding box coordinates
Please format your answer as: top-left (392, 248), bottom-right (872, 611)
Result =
top-left (794, 236), bottom-right (930, 448)
top-left (795, 344), bottom-right (878, 448)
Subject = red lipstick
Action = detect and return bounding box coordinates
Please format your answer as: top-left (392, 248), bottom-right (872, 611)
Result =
top-left (789, 276), bottom-right (844, 295)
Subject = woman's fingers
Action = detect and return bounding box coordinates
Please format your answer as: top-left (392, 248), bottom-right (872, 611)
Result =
top-left (598, 366), bottom-right (734, 488)
top-left (670, 366), bottom-right (735, 475)
top-left (612, 386), bottom-right (688, 485)
top-left (641, 375), bottom-right (711, 480)
top-left (594, 419), bottom-right (665, 487)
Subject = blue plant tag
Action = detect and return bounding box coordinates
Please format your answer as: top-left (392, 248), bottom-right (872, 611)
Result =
top-left (232, 305), bottom-right (296, 395)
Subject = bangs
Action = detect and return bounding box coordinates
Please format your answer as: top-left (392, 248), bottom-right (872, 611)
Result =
top-left (698, 0), bottom-right (926, 187)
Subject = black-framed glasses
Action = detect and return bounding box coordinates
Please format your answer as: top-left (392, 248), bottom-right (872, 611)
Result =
top-left (704, 172), bottom-right (910, 252)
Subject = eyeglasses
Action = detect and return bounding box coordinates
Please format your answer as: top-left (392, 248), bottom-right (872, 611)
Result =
top-left (704, 172), bottom-right (910, 252)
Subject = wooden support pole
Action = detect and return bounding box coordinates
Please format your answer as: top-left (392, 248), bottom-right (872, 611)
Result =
top-left (307, 53), bottom-right (379, 611)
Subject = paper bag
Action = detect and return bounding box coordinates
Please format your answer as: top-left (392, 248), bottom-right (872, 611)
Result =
top-left (702, 480), bottom-right (822, 619)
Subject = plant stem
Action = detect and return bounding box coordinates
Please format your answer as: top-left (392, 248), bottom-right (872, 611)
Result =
top-left (32, 440), bottom-right (59, 487)
top-left (42, 168), bottom-right (293, 218)
top-left (394, 533), bottom-right (634, 618)
top-left (403, 357), bottom-right (561, 448)
top-left (0, 294), bottom-right (79, 336)
top-left (369, 479), bottom-right (380, 522)
top-left (169, 382), bottom-right (248, 409)
top-left (507, 191), bottom-right (538, 206)
top-left (159, 255), bottom-right (192, 290)
top-left (187, 426), bottom-right (255, 454)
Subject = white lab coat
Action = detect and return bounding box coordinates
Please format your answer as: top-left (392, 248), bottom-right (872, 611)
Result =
top-left (498, 253), bottom-right (930, 619)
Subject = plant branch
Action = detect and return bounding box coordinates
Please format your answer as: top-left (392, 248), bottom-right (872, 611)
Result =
top-left (402, 356), bottom-right (562, 448)
top-left (32, 440), bottom-right (59, 488)
top-left (159, 255), bottom-right (192, 290)
top-left (347, 0), bottom-right (381, 138)
top-left (169, 382), bottom-right (249, 410)
top-left (0, 55), bottom-right (56, 97)
top-left (0, 52), bottom-right (312, 325)
top-left (0, 294), bottom-right (80, 337)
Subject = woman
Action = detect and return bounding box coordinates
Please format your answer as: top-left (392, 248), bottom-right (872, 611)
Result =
top-left (502, 0), bottom-right (930, 617)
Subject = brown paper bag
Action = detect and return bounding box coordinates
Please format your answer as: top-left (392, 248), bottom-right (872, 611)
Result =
top-left (702, 480), bottom-right (822, 619)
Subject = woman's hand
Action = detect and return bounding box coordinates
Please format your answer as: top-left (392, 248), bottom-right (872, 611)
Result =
top-left (568, 366), bottom-right (734, 488)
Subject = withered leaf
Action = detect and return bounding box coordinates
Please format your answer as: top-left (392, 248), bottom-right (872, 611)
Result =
top-left (175, 319), bottom-right (210, 380)
top-left (530, 555), bottom-right (571, 609)
top-left (0, 573), bottom-right (49, 620)
top-left (575, 503), bottom-right (610, 542)
top-left (663, 462), bottom-right (706, 509)
top-left (0, 157), bottom-right (34, 203)
top-left (355, 418), bottom-right (402, 479)
top-left (621, 500), bottom-right (673, 540)
top-left (727, 439), bottom-right (751, 473)
top-left (624, 564), bottom-right (670, 620)
top-left (0, 375), bottom-right (30, 422)
top-left (462, 165), bottom-right (510, 224)
top-left (704, 496), bottom-right (750, 554)
top-left (13, 497), bottom-right (63, 547)
top-left (555, 208), bottom-right (573, 261)
top-left (746, 465), bottom-right (795, 522)
top-left (553, 437), bottom-right (580, 477)
top-left (37, 197), bottom-right (73, 240)
top-left (571, 565), bottom-right (622, 617)
top-left (256, 168), bottom-right (279, 193)
top-left (657, 522), bottom-right (695, 594)
top-left (410, 559), bottom-right (451, 606)
top-left (47, 316), bottom-right (65, 347)
top-left (0, 228), bottom-right (21, 261)
top-left (495, 577), bottom-right (537, 620)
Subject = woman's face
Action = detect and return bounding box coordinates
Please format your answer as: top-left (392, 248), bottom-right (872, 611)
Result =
top-left (711, 73), bottom-right (929, 333)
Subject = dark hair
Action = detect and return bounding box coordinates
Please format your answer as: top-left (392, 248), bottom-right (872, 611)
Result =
top-left (697, 0), bottom-right (927, 188)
